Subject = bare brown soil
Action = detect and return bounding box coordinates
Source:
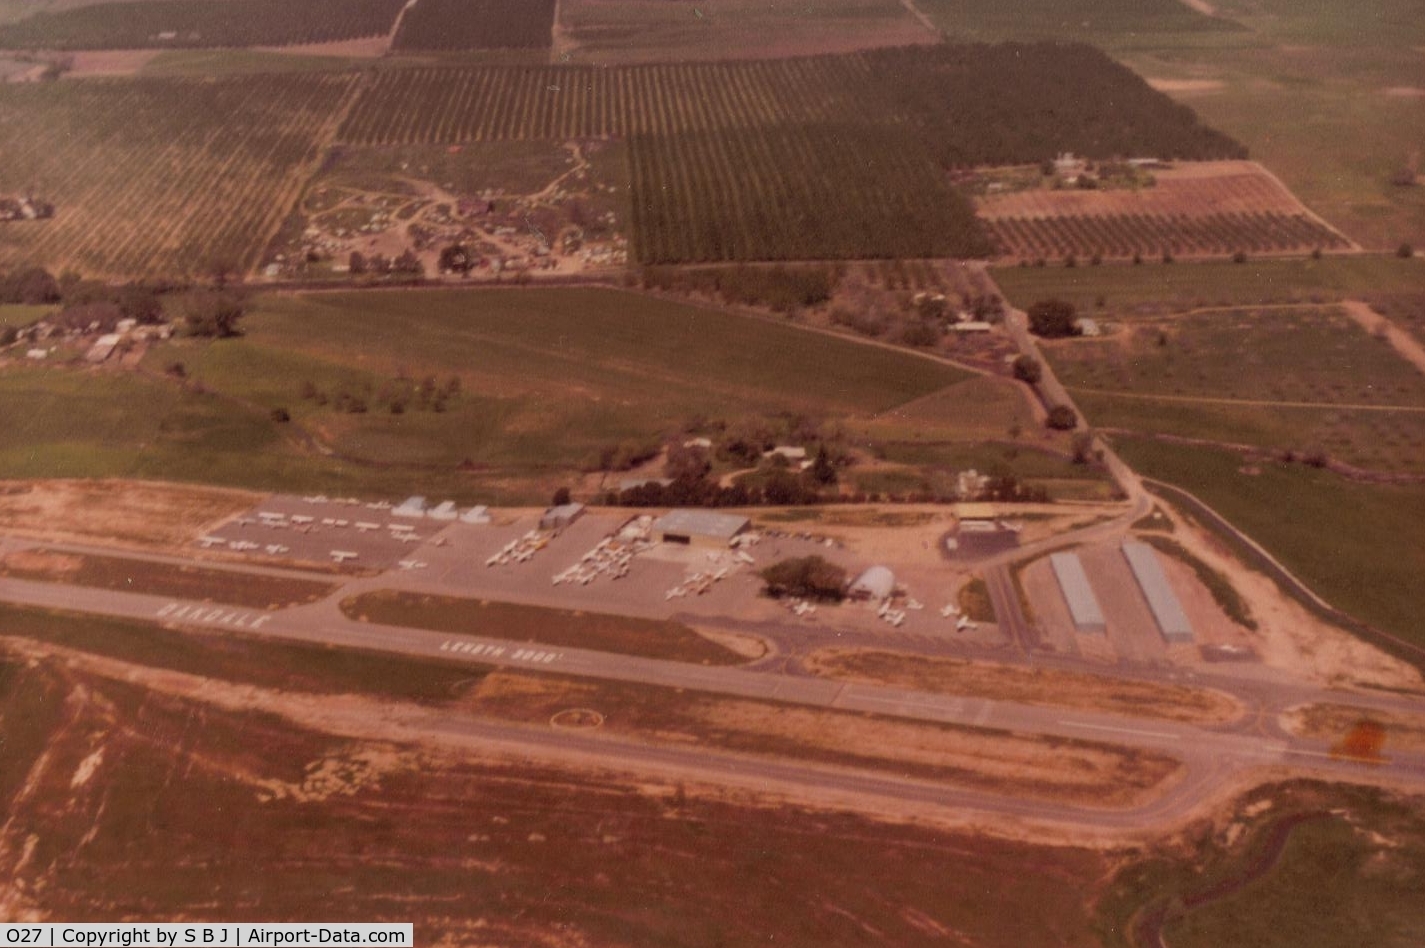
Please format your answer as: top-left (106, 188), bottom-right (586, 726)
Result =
top-left (1153, 503), bottom-right (1423, 690)
top-left (444, 669), bottom-right (1183, 808)
top-left (806, 647), bottom-right (1244, 725)
top-left (1147, 78), bottom-right (1226, 94)
top-left (62, 49), bottom-right (161, 76)
top-left (0, 642), bottom-right (1123, 945)
top-left (0, 479), bottom-right (258, 549)
top-left (0, 548), bottom-right (335, 608)
top-left (977, 161), bottom-right (1315, 220)
top-left (1283, 704), bottom-right (1425, 755)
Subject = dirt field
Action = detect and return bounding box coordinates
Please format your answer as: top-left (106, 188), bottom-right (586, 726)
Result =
top-left (465, 670), bottom-right (1181, 808)
top-left (61, 49), bottom-right (160, 76)
top-left (0, 480), bottom-right (258, 548)
top-left (0, 548), bottom-right (334, 608)
top-left (976, 160), bottom-right (1354, 261)
top-left (978, 162), bottom-right (1313, 220)
top-left (1282, 703), bottom-right (1425, 755)
top-left (805, 647), bottom-right (1244, 724)
top-left (0, 640), bottom-right (1144, 945)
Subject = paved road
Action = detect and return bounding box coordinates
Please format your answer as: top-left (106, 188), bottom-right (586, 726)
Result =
top-left (4, 574), bottom-right (1423, 833)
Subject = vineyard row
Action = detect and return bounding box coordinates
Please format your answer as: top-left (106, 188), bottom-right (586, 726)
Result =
top-left (0, 75), bottom-right (358, 279)
top-left (983, 211), bottom-right (1350, 261)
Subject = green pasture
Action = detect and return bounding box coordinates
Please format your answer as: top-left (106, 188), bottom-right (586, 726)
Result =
top-left (3, 287), bottom-right (979, 501)
top-left (1099, 783), bottom-right (1425, 948)
top-left (1051, 306), bottom-right (1425, 405)
top-left (1074, 393), bottom-right (1425, 475)
top-left (919, 0), bottom-right (1246, 48)
top-left (991, 256), bottom-right (1424, 314)
top-left (1113, 437), bottom-right (1425, 647)
top-left (0, 304), bottom-right (49, 329)
top-left (1164, 809), bottom-right (1425, 947)
top-left (140, 49), bottom-right (372, 76)
top-left (1044, 305), bottom-right (1425, 473)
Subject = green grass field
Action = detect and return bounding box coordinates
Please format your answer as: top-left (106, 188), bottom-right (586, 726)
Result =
top-left (1053, 306), bottom-right (1425, 405)
top-left (1112, 437), bottom-right (1425, 648)
top-left (140, 48), bottom-right (374, 76)
top-left (0, 303), bottom-right (49, 328)
top-left (1074, 393), bottom-right (1425, 475)
top-left (991, 256), bottom-right (1424, 314)
top-left (3, 287), bottom-right (977, 501)
top-left (854, 440), bottom-right (1115, 501)
top-left (1101, 781), bottom-right (1425, 948)
top-left (1120, 0), bottom-right (1425, 250)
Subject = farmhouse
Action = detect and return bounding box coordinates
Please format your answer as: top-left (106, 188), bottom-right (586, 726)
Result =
top-left (651, 509), bottom-right (750, 548)
top-left (764, 445), bottom-right (808, 462)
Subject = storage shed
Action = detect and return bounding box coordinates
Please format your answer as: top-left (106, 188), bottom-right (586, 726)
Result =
top-left (1121, 541), bottom-right (1194, 643)
top-left (540, 502), bottom-right (585, 532)
top-left (1050, 552), bottom-right (1106, 634)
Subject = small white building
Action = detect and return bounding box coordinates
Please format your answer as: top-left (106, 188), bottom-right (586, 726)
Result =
top-left (849, 566), bottom-right (896, 602)
top-left (427, 500), bottom-right (459, 521)
top-left (460, 505), bottom-right (491, 525)
top-left (393, 496), bottom-right (427, 519)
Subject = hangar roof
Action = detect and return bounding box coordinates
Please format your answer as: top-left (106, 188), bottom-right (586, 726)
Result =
top-left (652, 509), bottom-right (750, 539)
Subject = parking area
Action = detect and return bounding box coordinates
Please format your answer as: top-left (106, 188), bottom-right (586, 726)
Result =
top-left (369, 508), bottom-right (989, 641)
top-left (199, 497), bottom-right (1018, 646)
top-left (197, 495), bottom-right (454, 571)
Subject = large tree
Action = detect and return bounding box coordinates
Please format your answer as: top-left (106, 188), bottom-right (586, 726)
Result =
top-left (1028, 298), bottom-right (1081, 338)
top-left (760, 556), bottom-right (847, 602)
top-left (181, 289), bottom-right (248, 338)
